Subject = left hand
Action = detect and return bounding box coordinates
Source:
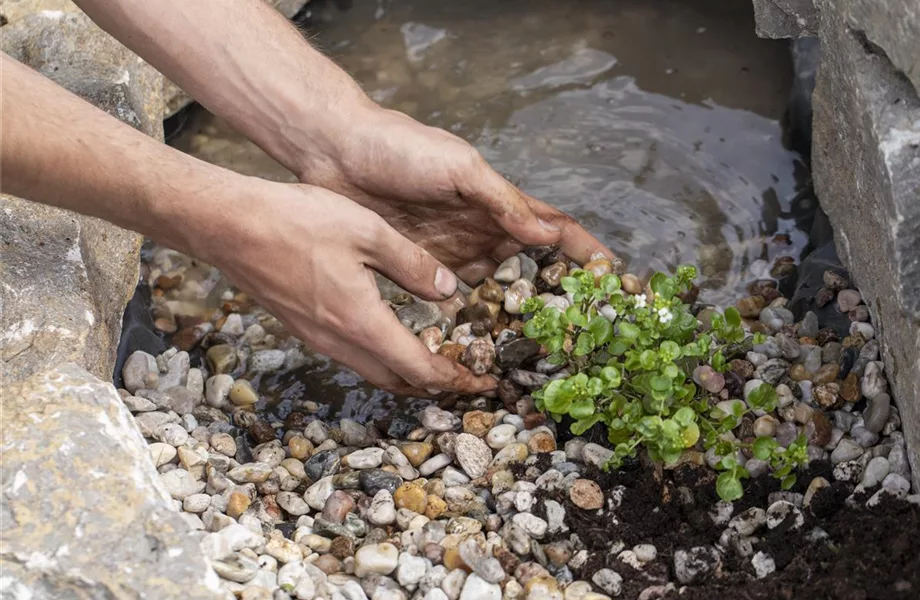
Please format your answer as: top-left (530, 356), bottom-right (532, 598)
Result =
top-left (298, 105), bottom-right (615, 285)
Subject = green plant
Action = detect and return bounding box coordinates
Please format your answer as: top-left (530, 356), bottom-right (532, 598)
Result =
top-left (522, 265), bottom-right (809, 502)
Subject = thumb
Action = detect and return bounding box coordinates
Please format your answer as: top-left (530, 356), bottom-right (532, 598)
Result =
top-left (365, 220), bottom-right (458, 301)
top-left (457, 154), bottom-right (562, 246)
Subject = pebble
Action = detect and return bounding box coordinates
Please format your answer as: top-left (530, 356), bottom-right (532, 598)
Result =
top-left (837, 289), bottom-right (862, 313)
top-left (230, 380), bottom-right (259, 406)
top-left (751, 552), bottom-right (776, 579)
top-left (673, 547), bottom-right (720, 584)
top-left (512, 513), bottom-right (548, 539)
top-left (766, 501), bottom-right (804, 530)
top-left (360, 469), bottom-right (403, 496)
top-left (393, 483), bottom-right (428, 514)
top-left (207, 345), bottom-right (238, 375)
top-left (485, 424), bottom-right (517, 449)
top-left (277, 491), bottom-right (310, 517)
top-left (494, 256), bottom-right (522, 283)
top-left (419, 453), bottom-right (452, 476)
top-left (354, 543), bottom-right (399, 577)
top-left (149, 442), bottom-right (177, 467)
top-left (397, 301), bottom-right (442, 334)
top-left (864, 393), bottom-right (891, 434)
top-left (347, 448), bottom-right (385, 469)
top-left (305, 450), bottom-right (341, 481)
top-left (123, 351), bottom-right (159, 393)
top-left (569, 479), bottom-right (604, 510)
top-left (160, 469), bottom-right (203, 500)
top-left (421, 407), bottom-right (460, 432)
top-left (582, 444), bottom-right (614, 468)
top-left (459, 574), bottom-right (501, 600)
top-left (250, 349), bottom-right (286, 372)
top-left (455, 434), bottom-right (492, 479)
top-left (831, 438), bottom-right (864, 464)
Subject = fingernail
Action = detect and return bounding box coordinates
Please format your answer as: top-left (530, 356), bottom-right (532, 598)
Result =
top-left (435, 267), bottom-right (457, 298)
top-left (538, 217), bottom-right (560, 232)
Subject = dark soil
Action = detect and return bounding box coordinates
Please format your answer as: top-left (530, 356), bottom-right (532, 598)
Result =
top-left (539, 459), bottom-right (920, 599)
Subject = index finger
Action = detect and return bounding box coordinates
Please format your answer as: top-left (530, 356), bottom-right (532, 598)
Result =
top-left (524, 194), bottom-right (616, 265)
top-left (359, 301), bottom-right (498, 395)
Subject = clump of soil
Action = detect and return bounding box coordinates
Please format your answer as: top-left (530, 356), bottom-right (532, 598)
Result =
top-left (555, 461), bottom-right (920, 600)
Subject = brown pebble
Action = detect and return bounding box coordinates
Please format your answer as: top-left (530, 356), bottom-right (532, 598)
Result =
top-left (284, 412), bottom-right (309, 432)
top-left (539, 262), bottom-right (568, 288)
top-left (248, 420), bottom-right (276, 444)
top-left (812, 363), bottom-right (840, 384)
top-left (810, 410), bottom-right (833, 447)
top-left (543, 542), bottom-right (573, 567)
top-left (400, 442), bottom-right (434, 468)
top-left (583, 258), bottom-right (612, 282)
top-left (424, 495), bottom-right (448, 520)
top-left (621, 273), bottom-right (643, 295)
top-left (321, 490), bottom-right (354, 524)
top-left (799, 336), bottom-right (817, 346)
top-left (155, 273), bottom-right (183, 291)
top-left (523, 412), bottom-right (546, 429)
top-left (842, 332), bottom-right (867, 350)
top-left (329, 536), bottom-right (355, 559)
top-left (527, 431), bottom-right (556, 454)
top-left (154, 317), bottom-right (177, 334)
top-left (814, 287), bottom-right (835, 308)
top-left (813, 382), bottom-right (842, 410)
top-left (569, 479), bottom-right (604, 510)
top-left (462, 411), bottom-right (495, 437)
top-left (788, 364), bottom-right (811, 382)
top-left (497, 379), bottom-right (523, 411)
top-left (478, 278), bottom-right (505, 304)
top-left (822, 270), bottom-right (848, 291)
top-left (313, 554), bottom-right (342, 574)
top-left (227, 491), bottom-right (251, 519)
top-left (729, 359), bottom-right (754, 380)
top-left (442, 547), bottom-right (470, 571)
top-left (849, 305), bottom-right (870, 322)
top-left (736, 296), bottom-right (766, 318)
top-left (438, 343), bottom-right (465, 363)
top-left (393, 483), bottom-right (427, 514)
top-left (839, 372), bottom-right (862, 404)
top-left (495, 545), bottom-right (521, 574)
top-left (815, 328), bottom-right (840, 345)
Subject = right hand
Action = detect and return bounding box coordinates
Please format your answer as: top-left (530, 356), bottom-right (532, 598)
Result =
top-left (201, 178), bottom-right (497, 397)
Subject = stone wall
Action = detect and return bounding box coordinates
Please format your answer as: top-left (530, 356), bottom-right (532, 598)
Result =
top-left (752, 0), bottom-right (920, 490)
top-left (0, 1), bottom-right (307, 596)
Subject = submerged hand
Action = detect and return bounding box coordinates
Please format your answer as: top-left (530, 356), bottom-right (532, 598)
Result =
top-left (204, 179), bottom-right (497, 396)
top-left (299, 105), bottom-right (614, 284)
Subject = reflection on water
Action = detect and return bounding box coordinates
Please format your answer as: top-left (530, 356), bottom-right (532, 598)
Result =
top-left (168, 0), bottom-right (810, 421)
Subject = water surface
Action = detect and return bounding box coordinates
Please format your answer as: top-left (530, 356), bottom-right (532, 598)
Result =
top-left (168, 0), bottom-right (809, 420)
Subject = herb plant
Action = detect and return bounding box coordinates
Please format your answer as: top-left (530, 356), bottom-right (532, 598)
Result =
top-left (521, 266), bottom-right (809, 502)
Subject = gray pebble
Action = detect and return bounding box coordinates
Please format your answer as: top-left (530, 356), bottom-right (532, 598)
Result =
top-left (516, 253), bottom-right (539, 283)
top-left (863, 393), bottom-right (891, 434)
top-left (831, 438), bottom-right (864, 464)
top-left (798, 312), bottom-right (819, 338)
top-left (250, 349), bottom-right (286, 372)
top-left (397, 301), bottom-right (442, 334)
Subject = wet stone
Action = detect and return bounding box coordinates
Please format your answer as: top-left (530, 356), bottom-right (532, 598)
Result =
top-left (397, 301), bottom-right (442, 334)
top-left (495, 338), bottom-right (541, 370)
top-left (360, 469), bottom-right (403, 496)
top-left (304, 450), bottom-right (341, 482)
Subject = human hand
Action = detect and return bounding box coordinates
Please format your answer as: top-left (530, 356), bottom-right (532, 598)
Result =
top-left (297, 104), bottom-right (615, 285)
top-left (202, 178), bottom-right (498, 396)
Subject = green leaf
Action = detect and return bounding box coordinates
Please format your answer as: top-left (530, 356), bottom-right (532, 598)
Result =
top-left (542, 380), bottom-right (572, 414)
top-left (660, 448), bottom-right (683, 464)
top-left (720, 455), bottom-right (738, 470)
top-left (618, 322), bottom-right (640, 340)
top-left (659, 340), bottom-right (681, 362)
top-left (724, 307), bottom-right (742, 328)
top-left (522, 319), bottom-right (542, 340)
top-left (574, 332), bottom-right (596, 356)
top-left (711, 351), bottom-right (726, 372)
top-left (599, 274), bottom-right (621, 296)
top-left (561, 277), bottom-right (581, 294)
top-left (639, 350), bottom-right (658, 370)
top-left (649, 273), bottom-right (677, 300)
top-left (600, 366), bottom-right (622, 388)
top-left (752, 332), bottom-right (767, 345)
top-left (662, 363), bottom-right (680, 379)
top-left (781, 474), bottom-right (797, 490)
top-left (571, 414), bottom-right (604, 435)
top-left (570, 399), bottom-right (596, 420)
top-left (521, 296), bottom-right (545, 315)
top-left (673, 407), bottom-right (696, 427)
top-left (747, 383), bottom-right (778, 412)
top-left (566, 305), bottom-right (589, 327)
top-left (752, 436), bottom-right (779, 460)
top-left (588, 316), bottom-right (614, 345)
top-left (716, 471), bottom-right (744, 502)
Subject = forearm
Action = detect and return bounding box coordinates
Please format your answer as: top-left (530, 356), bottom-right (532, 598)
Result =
top-left (72, 0), bottom-right (371, 178)
top-left (0, 54), bottom-right (239, 261)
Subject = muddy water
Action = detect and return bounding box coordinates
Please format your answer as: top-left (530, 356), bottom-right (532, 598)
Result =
top-left (168, 0), bottom-right (809, 420)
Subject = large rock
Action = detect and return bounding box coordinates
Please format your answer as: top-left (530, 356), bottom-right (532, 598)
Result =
top-left (0, 364), bottom-right (225, 599)
top-left (811, 0), bottom-right (920, 490)
top-left (1, 3), bottom-right (165, 383)
top-left (752, 0), bottom-right (818, 38)
top-left (840, 0), bottom-right (920, 94)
